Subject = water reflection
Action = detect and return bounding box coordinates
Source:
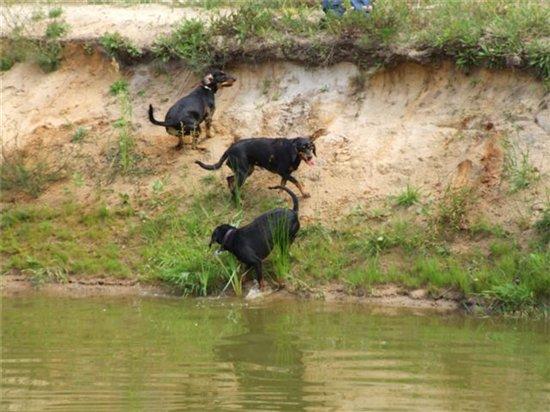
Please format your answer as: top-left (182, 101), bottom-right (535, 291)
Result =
top-left (215, 307), bottom-right (315, 411)
top-left (1, 297), bottom-right (548, 411)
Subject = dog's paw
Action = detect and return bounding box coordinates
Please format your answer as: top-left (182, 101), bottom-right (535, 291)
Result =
top-left (245, 284), bottom-right (263, 300)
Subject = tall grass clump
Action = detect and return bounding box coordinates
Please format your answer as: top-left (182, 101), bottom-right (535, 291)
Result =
top-left (534, 204), bottom-right (550, 246)
top-left (99, 32), bottom-right (142, 62)
top-left (0, 152), bottom-right (65, 198)
top-left (395, 185), bottom-right (420, 207)
top-left (107, 79), bottom-right (137, 174)
top-left (1, 6), bottom-right (70, 73)
top-left (140, 196), bottom-right (233, 295)
top-left (503, 140), bottom-right (540, 193)
top-left (269, 215), bottom-right (293, 282)
top-left (435, 186), bottom-right (474, 232)
top-left (152, 19), bottom-right (212, 72)
top-left (36, 17), bottom-right (70, 72)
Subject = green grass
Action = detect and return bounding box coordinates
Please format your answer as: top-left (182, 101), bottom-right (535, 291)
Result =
top-left (143, 0), bottom-right (550, 78)
top-left (45, 21), bottom-right (70, 39)
top-left (534, 204), bottom-right (550, 246)
top-left (503, 141), bottom-right (540, 193)
top-left (2, 0), bottom-right (548, 79)
top-left (99, 32), bottom-right (142, 60)
top-left (1, 9), bottom-right (69, 73)
top-left (109, 79), bottom-right (129, 95)
top-left (0, 153), bottom-right (65, 199)
top-left (1, 184), bottom-right (548, 313)
top-left (48, 7), bottom-right (63, 19)
top-left (108, 84), bottom-right (138, 174)
top-left (435, 186), bottom-right (475, 232)
top-left (71, 126), bottom-right (88, 143)
top-left (395, 185), bottom-right (420, 207)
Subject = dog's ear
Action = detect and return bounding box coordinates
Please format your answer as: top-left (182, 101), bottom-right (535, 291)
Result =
top-left (313, 144), bottom-right (317, 157)
top-left (310, 128), bottom-right (327, 141)
top-left (203, 73), bottom-right (214, 85)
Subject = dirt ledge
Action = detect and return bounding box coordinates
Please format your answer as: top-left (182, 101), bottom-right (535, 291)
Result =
top-left (1, 275), bottom-right (461, 312)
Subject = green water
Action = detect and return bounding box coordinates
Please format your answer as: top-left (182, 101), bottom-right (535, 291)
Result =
top-left (1, 297), bottom-right (548, 411)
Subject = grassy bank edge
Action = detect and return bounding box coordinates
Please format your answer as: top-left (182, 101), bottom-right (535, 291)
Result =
top-left (1, 184), bottom-right (548, 317)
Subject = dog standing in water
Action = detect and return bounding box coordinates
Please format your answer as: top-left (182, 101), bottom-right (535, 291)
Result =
top-left (148, 69), bottom-right (236, 150)
top-left (209, 186), bottom-right (300, 289)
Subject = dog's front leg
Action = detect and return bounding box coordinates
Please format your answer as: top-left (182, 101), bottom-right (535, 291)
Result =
top-left (191, 127), bottom-right (206, 151)
top-left (205, 107), bottom-right (215, 139)
top-left (175, 135), bottom-right (184, 150)
top-left (205, 119), bottom-right (213, 139)
top-left (252, 262), bottom-right (264, 289)
top-left (287, 176), bottom-right (310, 198)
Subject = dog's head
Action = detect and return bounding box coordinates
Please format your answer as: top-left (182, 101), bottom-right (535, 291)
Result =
top-left (202, 69), bottom-right (236, 90)
top-left (209, 224), bottom-right (235, 248)
top-left (294, 129), bottom-right (327, 166)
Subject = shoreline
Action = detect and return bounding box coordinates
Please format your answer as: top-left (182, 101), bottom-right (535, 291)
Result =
top-left (1, 275), bottom-right (461, 313)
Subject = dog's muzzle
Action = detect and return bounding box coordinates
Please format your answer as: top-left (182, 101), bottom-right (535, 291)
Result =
top-left (301, 153), bottom-right (315, 166)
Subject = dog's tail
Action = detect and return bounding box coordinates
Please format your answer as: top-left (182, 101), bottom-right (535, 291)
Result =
top-left (148, 104), bottom-right (172, 127)
top-left (269, 186), bottom-right (299, 213)
top-left (195, 150), bottom-right (229, 170)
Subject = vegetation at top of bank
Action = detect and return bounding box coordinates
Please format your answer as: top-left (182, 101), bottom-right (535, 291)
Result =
top-left (1, 6), bottom-right (70, 72)
top-left (151, 0), bottom-right (549, 80)
top-left (2, 0), bottom-right (549, 82)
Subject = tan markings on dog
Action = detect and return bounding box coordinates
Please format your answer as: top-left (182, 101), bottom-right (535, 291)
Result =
top-left (293, 180), bottom-right (310, 198)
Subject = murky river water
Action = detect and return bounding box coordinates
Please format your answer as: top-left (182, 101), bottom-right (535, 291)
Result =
top-left (1, 296), bottom-right (548, 411)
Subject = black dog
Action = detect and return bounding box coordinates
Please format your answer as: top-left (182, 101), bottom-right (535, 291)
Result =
top-left (196, 129), bottom-right (326, 198)
top-left (148, 69), bottom-right (236, 150)
top-left (209, 186), bottom-right (300, 289)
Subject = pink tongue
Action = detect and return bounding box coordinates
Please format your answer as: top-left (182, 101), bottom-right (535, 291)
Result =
top-left (306, 158), bottom-right (315, 166)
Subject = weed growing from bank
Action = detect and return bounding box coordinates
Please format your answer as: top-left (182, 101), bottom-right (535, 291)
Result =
top-left (534, 203), bottom-right (550, 246)
top-left (395, 185), bottom-right (420, 207)
top-left (48, 7), bottom-right (63, 19)
top-left (110, 79), bottom-right (129, 95)
top-left (503, 139), bottom-right (540, 193)
top-left (111, 83), bottom-right (137, 174)
top-left (436, 186), bottom-right (474, 232)
top-left (0, 152), bottom-right (65, 199)
top-left (269, 215), bottom-right (293, 282)
top-left (1, 8), bottom-right (69, 73)
top-left (99, 32), bottom-right (142, 61)
top-left (71, 127), bottom-right (88, 143)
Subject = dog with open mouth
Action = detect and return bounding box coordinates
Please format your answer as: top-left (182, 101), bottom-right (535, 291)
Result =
top-left (195, 129), bottom-right (326, 198)
top-left (148, 69), bottom-right (236, 150)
